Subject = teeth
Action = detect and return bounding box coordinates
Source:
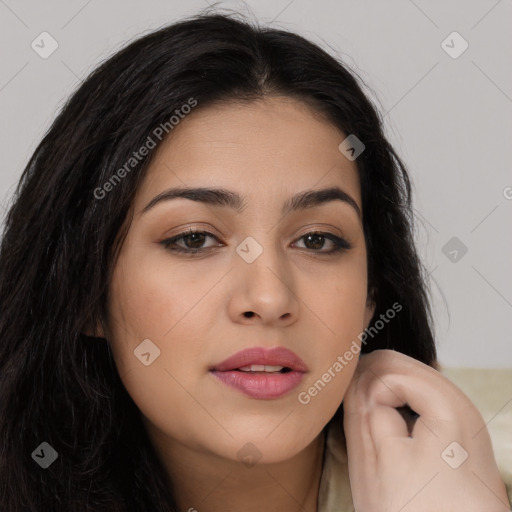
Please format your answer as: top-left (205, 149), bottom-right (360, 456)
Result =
top-left (238, 364), bottom-right (285, 373)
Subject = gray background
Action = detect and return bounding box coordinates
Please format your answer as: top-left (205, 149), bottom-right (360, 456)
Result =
top-left (0, 0), bottom-right (511, 367)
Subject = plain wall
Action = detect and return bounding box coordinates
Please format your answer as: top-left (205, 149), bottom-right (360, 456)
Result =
top-left (0, 0), bottom-right (511, 367)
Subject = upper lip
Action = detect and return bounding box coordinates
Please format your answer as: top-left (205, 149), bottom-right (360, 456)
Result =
top-left (210, 346), bottom-right (308, 372)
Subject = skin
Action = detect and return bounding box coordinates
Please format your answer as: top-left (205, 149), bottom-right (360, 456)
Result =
top-left (98, 97), bottom-right (509, 512)
top-left (344, 350), bottom-right (510, 511)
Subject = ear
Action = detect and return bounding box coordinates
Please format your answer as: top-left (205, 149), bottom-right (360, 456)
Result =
top-left (84, 320), bottom-right (106, 339)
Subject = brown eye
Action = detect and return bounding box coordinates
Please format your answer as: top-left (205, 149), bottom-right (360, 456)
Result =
top-left (179, 232), bottom-right (207, 249)
top-left (161, 230), bottom-right (222, 253)
top-left (293, 231), bottom-right (352, 254)
top-left (161, 229), bottom-right (352, 256)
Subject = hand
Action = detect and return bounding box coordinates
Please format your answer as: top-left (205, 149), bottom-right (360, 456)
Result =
top-left (343, 349), bottom-right (510, 512)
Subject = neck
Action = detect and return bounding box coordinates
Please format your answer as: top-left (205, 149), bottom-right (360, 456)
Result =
top-left (146, 424), bottom-right (328, 512)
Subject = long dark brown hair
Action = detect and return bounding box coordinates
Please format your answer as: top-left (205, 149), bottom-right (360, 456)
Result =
top-left (0, 10), bottom-right (436, 511)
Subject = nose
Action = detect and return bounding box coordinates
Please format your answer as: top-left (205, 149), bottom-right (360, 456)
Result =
top-left (228, 239), bottom-right (299, 327)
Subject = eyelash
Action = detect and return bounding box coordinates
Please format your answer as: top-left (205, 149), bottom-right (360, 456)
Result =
top-left (160, 228), bottom-right (352, 256)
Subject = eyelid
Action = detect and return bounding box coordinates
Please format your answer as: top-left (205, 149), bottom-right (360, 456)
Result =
top-left (162, 222), bottom-right (222, 238)
top-left (294, 223), bottom-right (346, 240)
top-left (160, 226), bottom-right (352, 256)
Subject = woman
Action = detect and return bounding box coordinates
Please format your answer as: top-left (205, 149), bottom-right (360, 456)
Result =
top-left (0, 11), bottom-right (509, 512)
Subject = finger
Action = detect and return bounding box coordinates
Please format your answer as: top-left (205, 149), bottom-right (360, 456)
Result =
top-left (355, 352), bottom-right (484, 443)
top-left (369, 370), bottom-right (455, 441)
top-left (345, 363), bottom-right (412, 450)
top-left (357, 350), bottom-right (475, 420)
top-left (343, 376), bottom-right (379, 484)
top-left (366, 374), bottom-right (446, 450)
top-left (369, 403), bottom-right (410, 440)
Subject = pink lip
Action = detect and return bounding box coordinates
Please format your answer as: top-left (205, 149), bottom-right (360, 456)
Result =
top-left (210, 346), bottom-right (308, 372)
top-left (209, 346), bottom-right (308, 400)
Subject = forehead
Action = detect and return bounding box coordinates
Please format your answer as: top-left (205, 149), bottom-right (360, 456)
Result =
top-left (135, 96), bottom-right (361, 212)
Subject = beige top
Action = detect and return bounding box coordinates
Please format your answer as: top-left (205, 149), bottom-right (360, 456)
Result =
top-left (317, 420), bottom-right (354, 512)
top-left (317, 415), bottom-right (512, 512)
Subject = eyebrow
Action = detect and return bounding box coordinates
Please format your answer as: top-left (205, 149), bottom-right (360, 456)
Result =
top-left (141, 185), bottom-right (361, 218)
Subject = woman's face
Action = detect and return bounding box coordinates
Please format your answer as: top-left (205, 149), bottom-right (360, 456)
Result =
top-left (105, 96), bottom-right (374, 465)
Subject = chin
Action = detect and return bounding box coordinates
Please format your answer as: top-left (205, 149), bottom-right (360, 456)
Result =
top-left (219, 429), bottom-right (319, 465)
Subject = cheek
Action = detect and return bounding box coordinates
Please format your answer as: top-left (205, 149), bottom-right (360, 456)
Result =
top-left (311, 252), bottom-right (369, 341)
top-left (106, 254), bottom-right (213, 446)
top-left (296, 253), bottom-right (369, 407)
top-left (108, 247), bottom-right (217, 343)
top-left (294, 350), bottom-right (360, 445)
top-left (106, 252), bottom-right (185, 378)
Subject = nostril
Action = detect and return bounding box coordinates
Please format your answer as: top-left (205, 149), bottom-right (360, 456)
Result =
top-left (243, 311), bottom-right (255, 318)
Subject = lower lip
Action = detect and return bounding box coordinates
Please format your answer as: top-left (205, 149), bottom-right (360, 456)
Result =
top-left (210, 370), bottom-right (305, 399)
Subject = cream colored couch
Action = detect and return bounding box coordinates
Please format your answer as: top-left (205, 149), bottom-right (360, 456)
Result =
top-left (441, 367), bottom-right (512, 506)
